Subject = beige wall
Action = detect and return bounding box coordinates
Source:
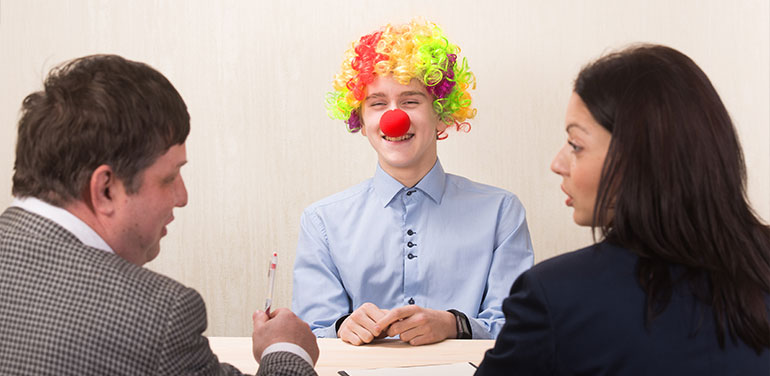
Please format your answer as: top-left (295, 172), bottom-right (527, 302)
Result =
top-left (1, 0), bottom-right (768, 336)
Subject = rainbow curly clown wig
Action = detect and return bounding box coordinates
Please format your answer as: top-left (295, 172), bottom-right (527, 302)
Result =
top-left (326, 19), bottom-right (477, 138)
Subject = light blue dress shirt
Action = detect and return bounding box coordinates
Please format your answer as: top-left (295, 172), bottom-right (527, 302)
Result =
top-left (292, 160), bottom-right (534, 339)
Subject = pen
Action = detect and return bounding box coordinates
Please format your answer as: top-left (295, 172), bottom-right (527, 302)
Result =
top-left (264, 252), bottom-right (277, 314)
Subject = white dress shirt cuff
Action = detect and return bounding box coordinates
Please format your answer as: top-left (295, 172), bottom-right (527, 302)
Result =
top-left (262, 342), bottom-right (314, 367)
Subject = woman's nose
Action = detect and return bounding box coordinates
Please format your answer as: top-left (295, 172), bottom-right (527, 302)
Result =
top-left (550, 145), bottom-right (569, 176)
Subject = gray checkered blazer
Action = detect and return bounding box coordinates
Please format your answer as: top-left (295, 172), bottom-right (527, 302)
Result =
top-left (0, 207), bottom-right (316, 376)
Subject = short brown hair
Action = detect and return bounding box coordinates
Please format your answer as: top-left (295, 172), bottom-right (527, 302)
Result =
top-left (12, 54), bottom-right (190, 205)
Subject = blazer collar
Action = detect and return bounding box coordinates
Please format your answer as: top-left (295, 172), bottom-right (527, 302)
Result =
top-left (1, 206), bottom-right (82, 246)
top-left (11, 197), bottom-right (114, 253)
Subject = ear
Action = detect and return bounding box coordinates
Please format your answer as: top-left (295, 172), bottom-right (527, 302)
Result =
top-left (436, 119), bottom-right (448, 134)
top-left (359, 111), bottom-right (368, 136)
top-left (88, 165), bottom-right (122, 216)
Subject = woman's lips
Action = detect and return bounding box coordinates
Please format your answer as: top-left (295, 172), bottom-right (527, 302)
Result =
top-left (561, 185), bottom-right (573, 207)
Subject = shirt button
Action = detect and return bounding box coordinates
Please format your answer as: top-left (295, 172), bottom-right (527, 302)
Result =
top-left (407, 229), bottom-right (414, 236)
top-left (407, 241), bottom-right (415, 248)
top-left (407, 253), bottom-right (416, 259)
top-left (408, 298), bottom-right (415, 304)
top-left (406, 190), bottom-right (415, 196)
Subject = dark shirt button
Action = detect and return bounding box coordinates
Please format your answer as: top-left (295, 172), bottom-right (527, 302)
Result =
top-left (407, 241), bottom-right (415, 248)
top-left (406, 190), bottom-right (415, 196)
top-left (408, 298), bottom-right (415, 304)
top-left (407, 229), bottom-right (414, 236)
top-left (407, 253), bottom-right (416, 259)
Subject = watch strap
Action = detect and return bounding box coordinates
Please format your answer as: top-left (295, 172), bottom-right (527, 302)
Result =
top-left (447, 309), bottom-right (472, 339)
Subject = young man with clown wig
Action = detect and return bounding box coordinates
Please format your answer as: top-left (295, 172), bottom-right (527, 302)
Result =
top-left (292, 19), bottom-right (534, 346)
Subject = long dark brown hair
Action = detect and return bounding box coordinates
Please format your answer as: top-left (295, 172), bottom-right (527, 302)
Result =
top-left (575, 44), bottom-right (770, 352)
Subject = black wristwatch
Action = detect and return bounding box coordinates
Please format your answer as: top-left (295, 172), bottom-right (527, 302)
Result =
top-left (447, 309), bottom-right (472, 339)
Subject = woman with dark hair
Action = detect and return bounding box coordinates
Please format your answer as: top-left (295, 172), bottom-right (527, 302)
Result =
top-left (475, 44), bottom-right (770, 375)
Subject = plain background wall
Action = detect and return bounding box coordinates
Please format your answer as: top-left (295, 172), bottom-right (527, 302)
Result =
top-left (1, 0), bottom-right (768, 336)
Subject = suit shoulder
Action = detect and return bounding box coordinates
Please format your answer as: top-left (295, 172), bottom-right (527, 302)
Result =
top-left (104, 255), bottom-right (197, 301)
top-left (529, 242), bottom-right (637, 286)
top-left (0, 211), bottom-right (207, 374)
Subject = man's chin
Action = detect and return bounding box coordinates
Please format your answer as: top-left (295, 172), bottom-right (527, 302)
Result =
top-left (143, 245), bottom-right (162, 265)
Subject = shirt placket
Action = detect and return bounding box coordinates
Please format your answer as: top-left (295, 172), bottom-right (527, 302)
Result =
top-left (402, 188), bottom-right (419, 306)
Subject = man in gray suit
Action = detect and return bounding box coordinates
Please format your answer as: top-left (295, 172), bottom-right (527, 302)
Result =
top-left (0, 54), bottom-right (318, 376)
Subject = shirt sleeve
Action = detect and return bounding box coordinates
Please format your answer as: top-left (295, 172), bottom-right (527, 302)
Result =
top-left (291, 209), bottom-right (350, 338)
top-left (470, 195), bottom-right (535, 339)
top-left (474, 269), bottom-right (556, 375)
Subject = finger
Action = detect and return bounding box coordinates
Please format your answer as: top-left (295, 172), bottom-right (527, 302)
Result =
top-left (391, 306), bottom-right (432, 335)
top-left (352, 322), bottom-right (377, 343)
top-left (362, 304), bottom-right (388, 322)
top-left (352, 315), bottom-right (380, 335)
top-left (398, 324), bottom-right (427, 344)
top-left (408, 334), bottom-right (431, 346)
top-left (376, 305), bottom-right (418, 329)
top-left (381, 306), bottom-right (421, 334)
top-left (408, 326), bottom-right (445, 346)
top-left (344, 315), bottom-right (377, 343)
top-left (339, 327), bottom-right (363, 346)
top-left (253, 310), bottom-right (269, 328)
top-left (269, 307), bottom-right (291, 319)
top-left (386, 314), bottom-right (421, 337)
top-left (350, 307), bottom-right (384, 336)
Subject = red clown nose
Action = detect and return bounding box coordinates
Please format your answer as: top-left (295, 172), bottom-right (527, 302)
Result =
top-left (379, 109), bottom-right (411, 137)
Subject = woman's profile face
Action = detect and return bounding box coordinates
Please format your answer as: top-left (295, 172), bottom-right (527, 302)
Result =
top-left (551, 92), bottom-right (612, 226)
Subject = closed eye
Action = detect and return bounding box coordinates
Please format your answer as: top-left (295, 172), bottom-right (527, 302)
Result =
top-left (163, 172), bottom-right (180, 185)
top-left (401, 95), bottom-right (423, 105)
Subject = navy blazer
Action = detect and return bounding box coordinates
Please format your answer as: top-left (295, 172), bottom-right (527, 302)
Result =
top-left (475, 241), bottom-right (769, 375)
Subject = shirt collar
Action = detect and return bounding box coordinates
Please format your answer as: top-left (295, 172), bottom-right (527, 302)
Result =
top-left (373, 160), bottom-right (447, 207)
top-left (11, 196), bottom-right (115, 254)
top-left (415, 160), bottom-right (447, 204)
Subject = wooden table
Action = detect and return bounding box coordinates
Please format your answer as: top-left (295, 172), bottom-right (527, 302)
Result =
top-left (208, 337), bottom-right (494, 375)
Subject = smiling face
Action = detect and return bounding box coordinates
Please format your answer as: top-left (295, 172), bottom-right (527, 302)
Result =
top-left (360, 76), bottom-right (447, 186)
top-left (551, 93), bottom-right (612, 226)
top-left (108, 143), bottom-right (188, 265)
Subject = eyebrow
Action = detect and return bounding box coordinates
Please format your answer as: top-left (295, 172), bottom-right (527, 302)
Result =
top-left (364, 91), bottom-right (428, 101)
top-left (566, 123), bottom-right (589, 134)
top-left (365, 93), bottom-right (387, 100)
top-left (399, 91), bottom-right (428, 98)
